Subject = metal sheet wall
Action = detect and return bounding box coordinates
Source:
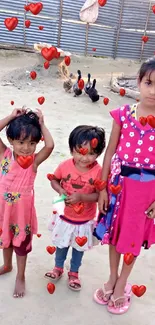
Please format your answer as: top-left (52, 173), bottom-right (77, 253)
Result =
top-left (0, 0), bottom-right (155, 60)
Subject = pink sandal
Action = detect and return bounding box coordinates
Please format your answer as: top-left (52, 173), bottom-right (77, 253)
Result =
top-left (94, 284), bottom-right (113, 305)
top-left (44, 267), bottom-right (63, 283)
top-left (68, 272), bottom-right (81, 291)
top-left (107, 283), bottom-right (132, 315)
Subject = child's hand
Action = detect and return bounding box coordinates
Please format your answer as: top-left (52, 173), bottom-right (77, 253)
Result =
top-left (145, 201), bottom-right (155, 219)
top-left (36, 109), bottom-right (44, 126)
top-left (59, 188), bottom-right (67, 196)
top-left (65, 193), bottom-right (81, 205)
top-left (98, 189), bottom-right (108, 215)
top-left (11, 108), bottom-right (26, 119)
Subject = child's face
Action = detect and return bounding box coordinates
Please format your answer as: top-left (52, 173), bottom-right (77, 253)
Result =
top-left (138, 70), bottom-right (155, 107)
top-left (9, 136), bottom-right (37, 157)
top-left (72, 141), bottom-right (98, 168)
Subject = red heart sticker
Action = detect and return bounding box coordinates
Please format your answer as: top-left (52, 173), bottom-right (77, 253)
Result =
top-left (147, 115), bottom-right (155, 128)
top-left (17, 155), bottom-right (33, 169)
top-left (29, 2), bottom-right (43, 15)
top-left (0, 228), bottom-right (2, 236)
top-left (98, 0), bottom-right (107, 6)
top-left (110, 184), bottom-right (122, 195)
top-left (25, 20), bottom-right (31, 28)
top-left (103, 97), bottom-right (109, 105)
top-left (79, 148), bottom-right (88, 155)
top-left (4, 17), bottom-right (18, 31)
top-left (139, 116), bottom-right (147, 126)
top-left (24, 5), bottom-right (30, 11)
top-left (41, 47), bottom-right (56, 61)
top-left (47, 282), bottom-right (55, 294)
top-left (132, 285), bottom-right (146, 297)
top-left (44, 61), bottom-right (50, 69)
top-left (152, 5), bottom-right (155, 14)
top-left (30, 71), bottom-right (37, 79)
top-left (124, 253), bottom-right (134, 265)
top-left (75, 236), bottom-right (88, 247)
top-left (73, 202), bottom-right (84, 214)
top-left (92, 48), bottom-right (96, 51)
top-left (39, 25), bottom-right (44, 30)
top-left (78, 79), bottom-right (85, 90)
top-left (47, 174), bottom-right (56, 181)
top-left (38, 96), bottom-right (45, 105)
top-left (119, 88), bottom-right (126, 96)
top-left (64, 56), bottom-right (71, 66)
top-left (142, 36), bottom-right (149, 43)
top-left (37, 233), bottom-right (42, 238)
top-left (11, 100), bottom-right (14, 105)
top-left (91, 138), bottom-right (98, 149)
top-left (94, 179), bottom-right (107, 191)
top-left (46, 246), bottom-right (56, 255)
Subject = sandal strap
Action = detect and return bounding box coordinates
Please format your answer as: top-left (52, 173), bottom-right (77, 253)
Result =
top-left (111, 294), bottom-right (126, 308)
top-left (69, 278), bottom-right (81, 285)
top-left (103, 284), bottom-right (113, 296)
top-left (68, 271), bottom-right (79, 278)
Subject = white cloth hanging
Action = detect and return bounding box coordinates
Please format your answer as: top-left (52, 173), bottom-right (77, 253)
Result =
top-left (80, 0), bottom-right (99, 23)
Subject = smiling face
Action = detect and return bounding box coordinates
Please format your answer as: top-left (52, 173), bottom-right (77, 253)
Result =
top-left (138, 70), bottom-right (155, 108)
top-left (9, 135), bottom-right (37, 157)
top-left (72, 141), bottom-right (98, 170)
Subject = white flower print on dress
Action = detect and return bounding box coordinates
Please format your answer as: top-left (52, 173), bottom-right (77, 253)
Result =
top-left (136, 163), bottom-right (140, 167)
top-left (148, 147), bottom-right (153, 152)
top-left (118, 146), bottom-right (122, 151)
top-left (135, 149), bottom-right (141, 154)
top-left (121, 116), bottom-right (125, 122)
top-left (123, 124), bottom-right (128, 129)
top-left (122, 161), bottom-right (125, 165)
top-left (133, 158), bottom-right (138, 162)
top-left (124, 154), bottom-right (129, 159)
top-left (120, 106), bottom-right (125, 111)
top-left (140, 130), bottom-right (145, 135)
top-left (126, 142), bottom-right (130, 147)
top-left (129, 132), bottom-right (134, 137)
top-left (138, 140), bottom-right (143, 145)
top-left (149, 136), bottom-right (154, 141)
top-left (150, 164), bottom-right (154, 169)
top-left (121, 134), bottom-right (124, 139)
top-left (144, 158), bottom-right (150, 163)
top-left (131, 122), bottom-right (134, 126)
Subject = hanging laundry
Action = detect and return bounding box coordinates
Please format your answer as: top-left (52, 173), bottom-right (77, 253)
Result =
top-left (79, 0), bottom-right (99, 23)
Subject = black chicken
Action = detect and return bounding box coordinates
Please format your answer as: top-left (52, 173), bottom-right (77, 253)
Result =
top-left (73, 70), bottom-right (82, 97)
top-left (87, 79), bottom-right (99, 102)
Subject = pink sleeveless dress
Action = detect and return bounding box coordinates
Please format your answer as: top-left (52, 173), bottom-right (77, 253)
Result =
top-left (0, 148), bottom-right (37, 251)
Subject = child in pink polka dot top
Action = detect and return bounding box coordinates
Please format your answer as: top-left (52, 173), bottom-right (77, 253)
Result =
top-left (94, 56), bottom-right (155, 314)
top-left (45, 125), bottom-right (106, 291)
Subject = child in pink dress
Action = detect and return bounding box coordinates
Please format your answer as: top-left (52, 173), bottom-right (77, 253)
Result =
top-left (94, 56), bottom-right (155, 314)
top-left (0, 108), bottom-right (54, 298)
top-left (45, 125), bottom-right (106, 291)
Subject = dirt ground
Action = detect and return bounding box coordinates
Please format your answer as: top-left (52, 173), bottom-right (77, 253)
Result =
top-left (0, 50), bottom-right (155, 325)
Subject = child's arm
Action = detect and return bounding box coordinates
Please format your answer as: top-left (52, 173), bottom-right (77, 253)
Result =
top-left (0, 108), bottom-right (26, 157)
top-left (66, 192), bottom-right (99, 204)
top-left (34, 110), bottom-right (54, 168)
top-left (98, 120), bottom-right (121, 213)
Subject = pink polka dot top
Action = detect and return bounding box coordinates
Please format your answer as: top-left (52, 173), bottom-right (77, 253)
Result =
top-left (110, 104), bottom-right (155, 169)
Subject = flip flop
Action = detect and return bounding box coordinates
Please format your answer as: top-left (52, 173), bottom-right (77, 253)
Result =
top-left (107, 283), bottom-right (132, 315)
top-left (94, 282), bottom-right (131, 306)
top-left (94, 284), bottom-right (113, 305)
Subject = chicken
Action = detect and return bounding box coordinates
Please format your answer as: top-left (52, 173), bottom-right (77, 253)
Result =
top-left (87, 79), bottom-right (99, 102)
top-left (63, 73), bottom-right (73, 93)
top-left (73, 70), bottom-right (82, 97)
top-left (84, 73), bottom-right (92, 94)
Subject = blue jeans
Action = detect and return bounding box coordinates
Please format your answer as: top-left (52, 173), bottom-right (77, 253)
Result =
top-left (55, 247), bottom-right (84, 273)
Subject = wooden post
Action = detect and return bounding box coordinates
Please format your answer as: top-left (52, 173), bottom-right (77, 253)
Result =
top-left (85, 23), bottom-right (89, 56)
top-left (114, 0), bottom-right (125, 59)
top-left (23, 0), bottom-right (28, 45)
top-left (140, 0), bottom-right (152, 62)
top-left (58, 0), bottom-right (63, 47)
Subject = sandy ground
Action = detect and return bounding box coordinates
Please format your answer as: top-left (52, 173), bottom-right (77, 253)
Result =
top-left (0, 51), bottom-right (155, 325)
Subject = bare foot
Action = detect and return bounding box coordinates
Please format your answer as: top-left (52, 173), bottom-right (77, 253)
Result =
top-left (0, 265), bottom-right (12, 275)
top-left (13, 276), bottom-right (25, 298)
top-left (108, 278), bottom-right (126, 308)
top-left (96, 275), bottom-right (118, 303)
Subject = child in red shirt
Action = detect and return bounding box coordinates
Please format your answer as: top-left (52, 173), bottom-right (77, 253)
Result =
top-left (45, 125), bottom-right (106, 291)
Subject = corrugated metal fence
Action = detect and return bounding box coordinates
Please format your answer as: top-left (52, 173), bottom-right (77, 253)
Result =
top-left (0, 0), bottom-right (155, 60)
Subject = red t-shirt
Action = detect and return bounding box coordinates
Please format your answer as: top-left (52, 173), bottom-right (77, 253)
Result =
top-left (54, 159), bottom-right (102, 222)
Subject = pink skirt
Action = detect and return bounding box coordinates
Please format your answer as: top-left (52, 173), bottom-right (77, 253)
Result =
top-left (110, 176), bottom-right (155, 256)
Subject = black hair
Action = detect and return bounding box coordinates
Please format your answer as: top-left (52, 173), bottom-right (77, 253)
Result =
top-left (6, 111), bottom-right (42, 143)
top-left (69, 125), bottom-right (106, 156)
top-left (139, 56), bottom-right (155, 82)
